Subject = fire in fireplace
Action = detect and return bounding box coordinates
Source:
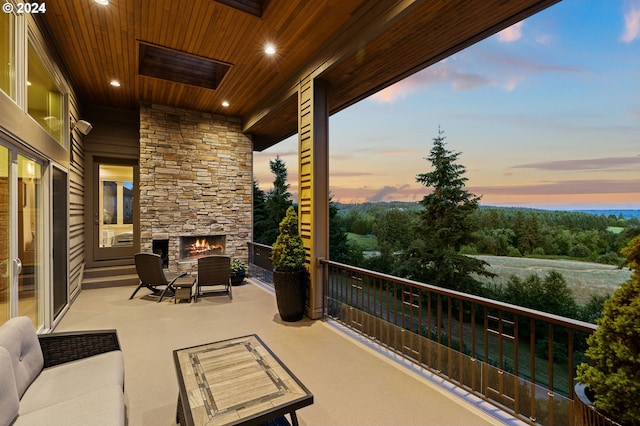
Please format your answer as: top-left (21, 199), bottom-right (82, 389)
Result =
top-left (179, 235), bottom-right (225, 260)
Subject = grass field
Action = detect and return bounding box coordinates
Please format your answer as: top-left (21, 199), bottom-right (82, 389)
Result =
top-left (473, 255), bottom-right (631, 304)
top-left (345, 232), bottom-right (629, 304)
top-left (346, 232), bottom-right (378, 250)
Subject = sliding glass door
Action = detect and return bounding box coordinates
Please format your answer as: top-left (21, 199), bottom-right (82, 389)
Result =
top-left (0, 145), bottom-right (9, 324)
top-left (0, 142), bottom-right (46, 328)
top-left (17, 154), bottom-right (43, 327)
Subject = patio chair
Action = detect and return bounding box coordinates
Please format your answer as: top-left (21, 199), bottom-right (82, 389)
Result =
top-left (129, 252), bottom-right (187, 302)
top-left (194, 255), bottom-right (232, 302)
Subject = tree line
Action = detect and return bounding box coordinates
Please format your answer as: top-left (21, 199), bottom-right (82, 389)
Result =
top-left (338, 204), bottom-right (639, 266)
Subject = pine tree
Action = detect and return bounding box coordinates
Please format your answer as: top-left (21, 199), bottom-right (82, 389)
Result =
top-left (252, 180), bottom-right (269, 243)
top-left (396, 127), bottom-right (492, 294)
top-left (329, 197), bottom-right (349, 263)
top-left (262, 156), bottom-right (293, 244)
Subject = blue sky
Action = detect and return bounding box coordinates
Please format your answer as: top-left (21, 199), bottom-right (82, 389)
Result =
top-left (254, 0), bottom-right (640, 209)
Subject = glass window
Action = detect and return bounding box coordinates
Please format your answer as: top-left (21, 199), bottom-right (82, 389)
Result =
top-left (27, 42), bottom-right (64, 143)
top-left (0, 10), bottom-right (14, 97)
top-left (99, 165), bottom-right (134, 248)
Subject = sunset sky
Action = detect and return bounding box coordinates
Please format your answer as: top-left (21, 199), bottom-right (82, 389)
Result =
top-left (253, 0), bottom-right (640, 210)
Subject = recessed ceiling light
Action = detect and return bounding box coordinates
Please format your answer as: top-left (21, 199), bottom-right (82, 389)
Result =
top-left (221, 101), bottom-right (230, 107)
top-left (264, 44), bottom-right (276, 55)
top-left (95, 0), bottom-right (109, 5)
top-left (110, 80), bottom-right (121, 87)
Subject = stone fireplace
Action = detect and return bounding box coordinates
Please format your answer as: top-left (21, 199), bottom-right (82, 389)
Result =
top-left (139, 103), bottom-right (252, 273)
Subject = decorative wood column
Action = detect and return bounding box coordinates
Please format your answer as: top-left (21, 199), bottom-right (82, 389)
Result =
top-left (298, 77), bottom-right (329, 320)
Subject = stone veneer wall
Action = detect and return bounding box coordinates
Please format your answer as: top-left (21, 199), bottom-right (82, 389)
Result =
top-left (139, 103), bottom-right (252, 273)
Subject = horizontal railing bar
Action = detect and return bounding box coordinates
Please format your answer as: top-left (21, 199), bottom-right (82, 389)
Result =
top-left (487, 329), bottom-right (516, 341)
top-left (487, 314), bottom-right (515, 326)
top-left (248, 241), bottom-right (273, 250)
top-left (320, 259), bottom-right (596, 333)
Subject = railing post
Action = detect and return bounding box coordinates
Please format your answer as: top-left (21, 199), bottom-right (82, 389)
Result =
top-left (318, 257), bottom-right (326, 318)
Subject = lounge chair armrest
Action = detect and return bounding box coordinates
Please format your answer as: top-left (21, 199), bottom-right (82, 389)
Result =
top-left (39, 330), bottom-right (121, 368)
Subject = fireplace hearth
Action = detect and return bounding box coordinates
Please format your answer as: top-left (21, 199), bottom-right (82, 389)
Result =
top-left (179, 235), bottom-right (225, 260)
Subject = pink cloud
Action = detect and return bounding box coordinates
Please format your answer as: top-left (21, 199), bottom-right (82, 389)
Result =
top-left (468, 179), bottom-right (640, 195)
top-left (371, 64), bottom-right (491, 103)
top-left (503, 76), bottom-right (525, 92)
top-left (328, 184), bottom-right (428, 203)
top-left (371, 45), bottom-right (582, 103)
top-left (621, 4), bottom-right (640, 43)
top-left (497, 22), bottom-right (524, 42)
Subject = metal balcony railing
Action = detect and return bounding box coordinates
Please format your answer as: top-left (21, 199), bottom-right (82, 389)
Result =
top-left (247, 243), bottom-right (598, 426)
top-left (248, 242), bottom-right (273, 286)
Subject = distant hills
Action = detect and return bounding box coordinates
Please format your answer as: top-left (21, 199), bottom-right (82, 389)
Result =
top-left (335, 201), bottom-right (640, 220)
top-left (574, 209), bottom-right (640, 220)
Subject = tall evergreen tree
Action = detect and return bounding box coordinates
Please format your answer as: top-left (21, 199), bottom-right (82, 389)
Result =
top-left (329, 197), bottom-right (350, 263)
top-left (396, 127), bottom-right (492, 293)
top-left (262, 156), bottom-right (293, 244)
top-left (252, 180), bottom-right (269, 243)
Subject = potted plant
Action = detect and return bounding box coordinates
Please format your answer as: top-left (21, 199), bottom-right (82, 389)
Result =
top-left (271, 206), bottom-right (307, 322)
top-left (575, 236), bottom-right (640, 426)
top-left (230, 258), bottom-right (247, 285)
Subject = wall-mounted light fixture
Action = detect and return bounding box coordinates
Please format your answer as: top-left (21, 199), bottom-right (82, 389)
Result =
top-left (71, 118), bottom-right (93, 135)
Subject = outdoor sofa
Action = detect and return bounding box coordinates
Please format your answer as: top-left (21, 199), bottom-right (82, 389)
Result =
top-left (0, 316), bottom-right (125, 426)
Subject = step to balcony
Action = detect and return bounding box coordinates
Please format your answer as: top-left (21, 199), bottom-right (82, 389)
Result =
top-left (82, 265), bottom-right (139, 289)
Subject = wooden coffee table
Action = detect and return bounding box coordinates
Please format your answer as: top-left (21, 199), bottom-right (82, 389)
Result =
top-left (173, 334), bottom-right (313, 426)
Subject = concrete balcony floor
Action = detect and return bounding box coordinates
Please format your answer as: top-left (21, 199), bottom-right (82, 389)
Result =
top-left (56, 279), bottom-right (522, 426)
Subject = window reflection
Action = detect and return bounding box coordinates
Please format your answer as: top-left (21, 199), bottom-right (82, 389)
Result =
top-left (17, 155), bottom-right (42, 327)
top-left (27, 42), bottom-right (64, 143)
top-left (102, 181), bottom-right (117, 225)
top-left (0, 11), bottom-right (14, 98)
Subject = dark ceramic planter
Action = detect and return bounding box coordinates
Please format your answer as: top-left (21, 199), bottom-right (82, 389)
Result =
top-left (273, 269), bottom-right (307, 322)
top-left (574, 383), bottom-right (622, 426)
top-left (230, 271), bottom-right (246, 286)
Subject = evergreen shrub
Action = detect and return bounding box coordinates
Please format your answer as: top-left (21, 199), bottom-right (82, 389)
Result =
top-left (271, 206), bottom-right (306, 273)
top-left (576, 236), bottom-right (640, 425)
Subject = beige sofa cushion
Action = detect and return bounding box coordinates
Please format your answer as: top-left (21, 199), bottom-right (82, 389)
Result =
top-left (14, 384), bottom-right (125, 426)
top-left (0, 347), bottom-right (19, 426)
top-left (19, 350), bottom-right (124, 415)
top-left (0, 317), bottom-right (43, 398)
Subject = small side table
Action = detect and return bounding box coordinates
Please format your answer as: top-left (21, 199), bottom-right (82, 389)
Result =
top-left (173, 276), bottom-right (195, 303)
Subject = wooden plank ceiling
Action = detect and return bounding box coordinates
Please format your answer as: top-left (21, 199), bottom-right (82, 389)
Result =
top-left (40, 0), bottom-right (559, 151)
